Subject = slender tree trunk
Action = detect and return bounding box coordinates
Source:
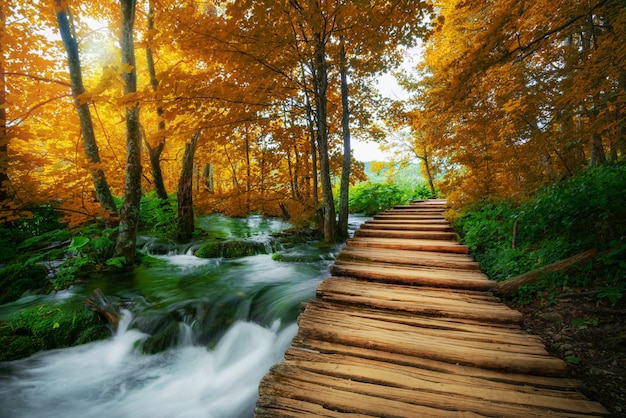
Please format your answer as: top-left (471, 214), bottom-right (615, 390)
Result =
top-left (177, 131), bottom-right (201, 241)
top-left (338, 40), bottom-right (351, 239)
top-left (312, 34), bottom-right (336, 243)
top-left (55, 1), bottom-right (118, 221)
top-left (115, 0), bottom-right (142, 266)
top-left (300, 63), bottom-right (323, 230)
top-left (421, 150), bottom-right (437, 196)
top-left (145, 0), bottom-right (168, 201)
top-left (0, 5), bottom-right (9, 203)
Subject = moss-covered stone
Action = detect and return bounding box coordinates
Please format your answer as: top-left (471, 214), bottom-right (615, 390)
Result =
top-left (0, 263), bottom-right (49, 304)
top-left (138, 321), bottom-right (180, 354)
top-left (195, 239), bottom-right (272, 259)
top-left (0, 303), bottom-right (111, 361)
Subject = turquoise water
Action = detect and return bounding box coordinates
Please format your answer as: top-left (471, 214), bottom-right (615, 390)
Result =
top-left (0, 215), bottom-right (368, 418)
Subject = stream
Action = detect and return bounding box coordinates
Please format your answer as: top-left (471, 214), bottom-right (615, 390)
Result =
top-left (0, 215), bottom-right (368, 418)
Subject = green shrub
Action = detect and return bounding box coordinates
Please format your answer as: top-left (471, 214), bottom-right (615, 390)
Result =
top-left (454, 163), bottom-right (626, 303)
top-left (138, 192), bottom-right (178, 238)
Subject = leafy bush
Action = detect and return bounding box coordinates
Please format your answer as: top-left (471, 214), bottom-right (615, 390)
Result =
top-left (454, 163), bottom-right (626, 302)
top-left (346, 181), bottom-right (436, 216)
top-left (138, 192), bottom-right (178, 239)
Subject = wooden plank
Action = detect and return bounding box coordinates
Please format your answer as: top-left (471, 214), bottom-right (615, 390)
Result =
top-left (261, 364), bottom-right (605, 417)
top-left (346, 237), bottom-right (469, 254)
top-left (330, 260), bottom-right (495, 290)
top-left (364, 218), bottom-right (451, 225)
top-left (338, 245), bottom-right (480, 270)
top-left (295, 313), bottom-right (568, 376)
top-left (354, 228), bottom-right (458, 240)
top-left (260, 365), bottom-right (485, 417)
top-left (361, 222), bottom-right (453, 232)
top-left (306, 298), bottom-right (536, 345)
top-left (282, 351), bottom-right (608, 416)
top-left (302, 300), bottom-right (543, 351)
top-left (374, 214), bottom-right (447, 220)
top-left (288, 337), bottom-right (585, 391)
top-left (316, 278), bottom-right (522, 323)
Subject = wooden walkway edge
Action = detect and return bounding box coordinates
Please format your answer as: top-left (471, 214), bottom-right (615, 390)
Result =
top-left (255, 199), bottom-right (608, 417)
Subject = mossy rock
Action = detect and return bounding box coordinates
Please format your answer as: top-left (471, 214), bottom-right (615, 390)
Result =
top-left (195, 239), bottom-right (271, 259)
top-left (138, 321), bottom-right (181, 354)
top-left (0, 263), bottom-right (49, 304)
top-left (0, 303), bottom-right (111, 361)
top-left (0, 335), bottom-right (44, 361)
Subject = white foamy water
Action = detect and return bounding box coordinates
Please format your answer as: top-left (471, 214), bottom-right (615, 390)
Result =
top-left (0, 311), bottom-right (297, 418)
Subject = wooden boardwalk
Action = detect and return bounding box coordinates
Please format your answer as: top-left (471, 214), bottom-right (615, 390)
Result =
top-left (255, 200), bottom-right (608, 417)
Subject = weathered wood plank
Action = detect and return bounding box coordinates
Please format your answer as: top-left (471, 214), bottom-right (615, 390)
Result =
top-left (374, 214), bottom-right (447, 220)
top-left (364, 218), bottom-right (451, 225)
top-left (316, 278), bottom-right (522, 324)
top-left (346, 237), bottom-right (469, 253)
top-left (287, 337), bottom-right (584, 391)
top-left (305, 298), bottom-right (535, 344)
top-left (282, 350), bottom-right (608, 416)
top-left (302, 300), bottom-right (543, 352)
top-left (295, 314), bottom-right (568, 375)
top-left (330, 260), bottom-right (495, 290)
top-left (361, 222), bottom-right (453, 232)
top-left (354, 228), bottom-right (458, 240)
top-left (261, 363), bottom-right (605, 417)
top-left (339, 245), bottom-right (480, 270)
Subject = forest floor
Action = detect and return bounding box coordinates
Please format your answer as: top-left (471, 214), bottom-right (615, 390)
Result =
top-left (516, 294), bottom-right (626, 416)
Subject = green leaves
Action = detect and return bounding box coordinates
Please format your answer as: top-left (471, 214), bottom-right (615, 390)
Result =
top-left (68, 236), bottom-right (90, 252)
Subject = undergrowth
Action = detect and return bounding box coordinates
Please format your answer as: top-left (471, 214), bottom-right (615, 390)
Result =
top-left (453, 162), bottom-right (626, 306)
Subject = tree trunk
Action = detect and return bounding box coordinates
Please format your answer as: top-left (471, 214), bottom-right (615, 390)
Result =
top-left (177, 131), bottom-right (201, 241)
top-left (145, 0), bottom-right (169, 201)
top-left (312, 34), bottom-right (336, 243)
top-left (55, 1), bottom-right (118, 221)
top-left (337, 40), bottom-right (351, 239)
top-left (115, 0), bottom-right (142, 266)
top-left (0, 5), bottom-right (9, 203)
top-left (300, 63), bottom-right (323, 231)
top-left (493, 250), bottom-right (598, 297)
top-left (421, 149), bottom-right (437, 196)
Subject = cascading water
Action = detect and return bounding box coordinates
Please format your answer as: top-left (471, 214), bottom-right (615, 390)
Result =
top-left (0, 214), bottom-right (369, 418)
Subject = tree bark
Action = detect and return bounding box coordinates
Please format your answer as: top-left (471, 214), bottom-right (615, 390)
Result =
top-left (177, 131), bottom-right (201, 241)
top-left (145, 0), bottom-right (169, 201)
top-left (337, 40), bottom-right (351, 239)
top-left (300, 63), bottom-right (323, 231)
top-left (312, 34), bottom-right (336, 243)
top-left (55, 1), bottom-right (118, 221)
top-left (115, 0), bottom-right (142, 266)
top-left (0, 5), bottom-right (9, 203)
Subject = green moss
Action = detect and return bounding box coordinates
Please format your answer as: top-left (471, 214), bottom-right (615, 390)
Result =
top-left (195, 241), bottom-right (219, 258)
top-left (0, 263), bottom-right (49, 304)
top-left (0, 303), bottom-right (111, 361)
top-left (195, 239), bottom-right (270, 259)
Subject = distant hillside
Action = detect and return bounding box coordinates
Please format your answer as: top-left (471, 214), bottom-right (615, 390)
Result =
top-left (362, 161), bottom-right (424, 184)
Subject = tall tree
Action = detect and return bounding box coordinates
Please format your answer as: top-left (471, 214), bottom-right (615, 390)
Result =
top-left (55, 0), bottom-right (118, 221)
top-left (337, 39), bottom-right (351, 238)
top-left (0, 3), bottom-right (9, 203)
top-left (176, 130), bottom-right (201, 241)
top-left (115, 0), bottom-right (142, 266)
top-left (144, 0), bottom-right (169, 202)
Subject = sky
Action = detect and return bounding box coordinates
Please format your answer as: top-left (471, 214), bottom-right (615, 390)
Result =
top-left (351, 72), bottom-right (410, 162)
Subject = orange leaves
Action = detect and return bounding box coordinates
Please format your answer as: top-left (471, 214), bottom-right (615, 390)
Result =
top-left (404, 0), bottom-right (626, 208)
